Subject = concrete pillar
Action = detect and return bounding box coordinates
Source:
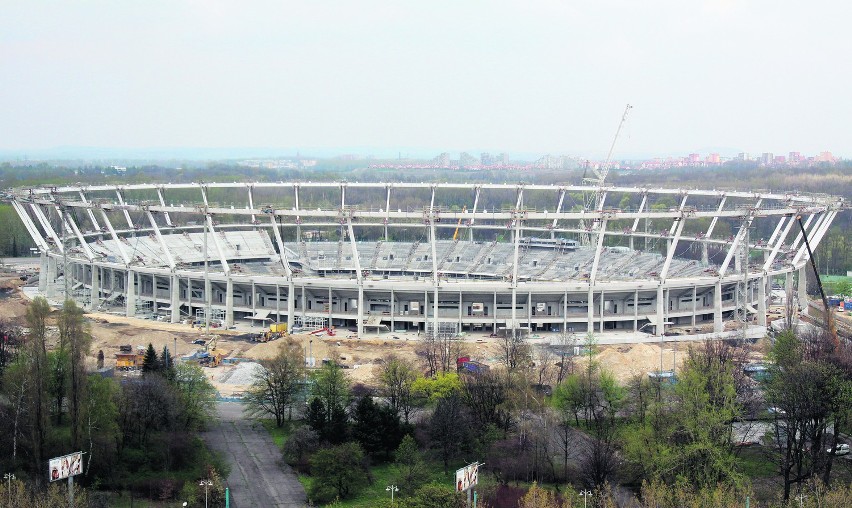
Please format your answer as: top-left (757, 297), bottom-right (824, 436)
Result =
top-left (46, 257), bottom-right (57, 297)
top-left (88, 264), bottom-right (99, 311)
top-left (785, 271), bottom-right (793, 307)
top-left (225, 277), bottom-right (234, 328)
top-left (126, 269), bottom-right (136, 317)
top-left (701, 244), bottom-right (709, 267)
top-left (758, 275), bottom-right (767, 326)
top-left (171, 275), bottom-right (181, 324)
top-left (39, 253), bottom-right (48, 292)
top-left (714, 281), bottom-right (723, 333)
top-left (691, 286), bottom-right (697, 328)
top-left (390, 289), bottom-right (395, 332)
top-left (587, 288), bottom-right (594, 334)
top-left (797, 265), bottom-right (808, 312)
top-left (358, 285), bottom-right (365, 337)
top-left (656, 285), bottom-right (665, 335)
top-left (599, 290), bottom-right (605, 333)
top-left (287, 280), bottom-right (295, 328)
top-left (633, 289), bottom-right (639, 332)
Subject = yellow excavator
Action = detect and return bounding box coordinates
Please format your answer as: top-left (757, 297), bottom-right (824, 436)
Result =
top-left (453, 206), bottom-right (467, 241)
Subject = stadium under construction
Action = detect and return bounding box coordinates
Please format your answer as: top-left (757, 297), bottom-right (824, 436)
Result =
top-left (6, 182), bottom-right (843, 339)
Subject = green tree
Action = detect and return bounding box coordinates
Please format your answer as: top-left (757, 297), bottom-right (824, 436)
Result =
top-left (244, 339), bottom-right (305, 427)
top-left (24, 296), bottom-right (50, 473)
top-left (58, 299), bottom-right (91, 448)
top-left (173, 362), bottom-right (216, 430)
top-left (411, 372), bottom-right (461, 403)
top-left (83, 374), bottom-right (119, 477)
top-left (309, 442), bottom-right (369, 502)
top-left (379, 355), bottom-right (418, 424)
top-left (308, 362), bottom-right (351, 443)
top-left (142, 343), bottom-right (159, 373)
top-left (394, 435), bottom-right (427, 493)
top-left (351, 395), bottom-right (404, 461)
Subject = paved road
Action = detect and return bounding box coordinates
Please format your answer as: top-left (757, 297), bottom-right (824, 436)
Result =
top-left (203, 402), bottom-right (307, 508)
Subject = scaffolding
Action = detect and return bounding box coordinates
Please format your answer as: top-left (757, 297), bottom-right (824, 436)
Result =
top-left (294, 316), bottom-right (327, 331)
top-left (196, 307), bottom-right (225, 326)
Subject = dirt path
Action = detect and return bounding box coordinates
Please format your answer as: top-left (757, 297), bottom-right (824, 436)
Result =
top-left (202, 402), bottom-right (307, 508)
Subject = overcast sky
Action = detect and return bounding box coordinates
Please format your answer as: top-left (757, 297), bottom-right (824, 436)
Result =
top-left (1, 1), bottom-right (850, 159)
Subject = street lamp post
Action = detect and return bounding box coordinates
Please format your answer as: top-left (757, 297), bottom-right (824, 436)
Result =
top-left (4, 473), bottom-right (15, 506)
top-left (199, 479), bottom-right (213, 508)
top-left (579, 490), bottom-right (593, 508)
top-left (386, 485), bottom-right (399, 505)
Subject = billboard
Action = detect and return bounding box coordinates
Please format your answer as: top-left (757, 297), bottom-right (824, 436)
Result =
top-left (455, 462), bottom-right (479, 492)
top-left (49, 452), bottom-right (83, 482)
top-left (410, 301), bottom-right (420, 311)
top-left (536, 302), bottom-right (546, 312)
top-left (471, 302), bottom-right (484, 313)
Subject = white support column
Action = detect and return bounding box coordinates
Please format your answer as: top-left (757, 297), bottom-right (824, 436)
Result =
top-left (702, 195), bottom-right (727, 265)
top-left (385, 185), bottom-right (392, 241)
top-left (514, 187), bottom-right (524, 242)
top-left (692, 286), bottom-right (697, 327)
top-left (629, 192), bottom-right (648, 251)
top-left (269, 214), bottom-right (293, 276)
top-left (294, 184), bottom-right (301, 241)
top-left (470, 186), bottom-right (481, 242)
top-left (344, 214), bottom-right (364, 337)
top-left (563, 291), bottom-right (568, 332)
top-left (247, 185), bottom-right (256, 225)
top-left (758, 275), bottom-right (767, 326)
top-left (225, 277), bottom-right (234, 328)
top-left (31, 204), bottom-right (64, 253)
top-left (798, 265), bottom-right (808, 311)
top-left (126, 269), bottom-right (136, 317)
top-left (205, 215), bottom-right (231, 275)
top-left (146, 210), bottom-right (176, 270)
top-left (170, 275), bottom-right (181, 323)
top-left (668, 194), bottom-right (688, 236)
top-left (550, 188), bottom-right (565, 240)
top-left (714, 281), bottom-right (723, 333)
top-left (589, 219), bottom-right (608, 285)
top-left (78, 191), bottom-right (101, 231)
top-left (587, 288), bottom-right (594, 334)
top-left (99, 209), bottom-right (131, 265)
top-left (718, 199), bottom-right (762, 278)
top-left (390, 289), bottom-right (395, 332)
top-left (12, 200), bottom-right (49, 252)
top-left (790, 213), bottom-right (817, 252)
top-left (39, 253), bottom-right (48, 292)
top-left (287, 280), bottom-right (296, 328)
top-left (46, 257), bottom-right (57, 297)
top-left (656, 285), bottom-right (665, 336)
top-left (115, 188), bottom-right (134, 228)
top-left (659, 217), bottom-right (686, 282)
top-left (633, 289), bottom-right (639, 331)
top-left (599, 290), bottom-right (605, 333)
top-left (763, 215), bottom-right (796, 271)
top-left (89, 263), bottom-right (99, 311)
top-left (792, 211), bottom-right (836, 267)
top-left (156, 186), bottom-right (173, 227)
top-left (57, 207), bottom-right (95, 261)
top-left (785, 271), bottom-right (793, 309)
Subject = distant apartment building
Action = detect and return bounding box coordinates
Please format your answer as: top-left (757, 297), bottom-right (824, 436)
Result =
top-left (706, 153), bottom-right (721, 164)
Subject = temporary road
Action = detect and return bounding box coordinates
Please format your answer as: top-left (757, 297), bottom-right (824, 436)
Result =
top-left (203, 401), bottom-right (307, 508)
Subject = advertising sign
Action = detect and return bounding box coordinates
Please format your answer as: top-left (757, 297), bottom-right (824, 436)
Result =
top-left (410, 301), bottom-right (420, 311)
top-left (455, 462), bottom-right (479, 492)
top-left (49, 452), bottom-right (83, 482)
top-left (471, 302), bottom-right (484, 313)
top-left (536, 302), bottom-right (546, 312)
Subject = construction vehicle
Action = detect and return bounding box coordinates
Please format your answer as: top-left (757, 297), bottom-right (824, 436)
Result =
top-left (452, 206), bottom-right (467, 241)
top-left (199, 348), bottom-right (229, 368)
top-left (253, 322), bottom-right (289, 343)
top-left (309, 326), bottom-right (336, 337)
top-left (114, 345), bottom-right (145, 371)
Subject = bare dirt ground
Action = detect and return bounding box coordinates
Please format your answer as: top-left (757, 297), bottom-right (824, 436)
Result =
top-left (1, 273), bottom-right (769, 394)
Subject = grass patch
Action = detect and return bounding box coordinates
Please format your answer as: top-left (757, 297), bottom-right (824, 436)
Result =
top-left (304, 460), bottom-right (456, 508)
top-left (737, 446), bottom-right (777, 478)
top-left (261, 418), bottom-right (300, 448)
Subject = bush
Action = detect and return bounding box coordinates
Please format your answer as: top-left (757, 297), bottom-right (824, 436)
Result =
top-left (309, 442), bottom-right (370, 503)
top-left (282, 425), bottom-right (319, 473)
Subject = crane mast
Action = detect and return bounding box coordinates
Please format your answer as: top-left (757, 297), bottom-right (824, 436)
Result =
top-left (580, 103), bottom-right (632, 245)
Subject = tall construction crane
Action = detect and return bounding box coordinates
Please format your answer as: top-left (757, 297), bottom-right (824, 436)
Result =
top-left (580, 104), bottom-right (633, 245)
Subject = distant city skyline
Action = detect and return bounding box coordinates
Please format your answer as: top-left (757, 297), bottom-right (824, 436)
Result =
top-left (2, 2), bottom-right (850, 157)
